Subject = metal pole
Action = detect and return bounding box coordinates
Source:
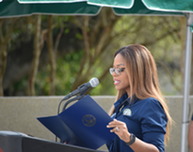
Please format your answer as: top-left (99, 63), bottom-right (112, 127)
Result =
top-left (181, 13), bottom-right (193, 152)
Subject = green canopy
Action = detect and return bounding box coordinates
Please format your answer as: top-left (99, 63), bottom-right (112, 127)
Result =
top-left (16, 0), bottom-right (193, 13)
top-left (0, 1), bottom-right (193, 152)
top-left (113, 0), bottom-right (183, 15)
top-left (143, 0), bottom-right (193, 13)
top-left (0, 1), bottom-right (101, 17)
top-left (1, 0), bottom-right (193, 18)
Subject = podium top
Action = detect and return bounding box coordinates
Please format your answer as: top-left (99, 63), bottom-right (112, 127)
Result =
top-left (0, 131), bottom-right (106, 152)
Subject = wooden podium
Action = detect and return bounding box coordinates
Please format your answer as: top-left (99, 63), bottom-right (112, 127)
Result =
top-left (0, 131), bottom-right (106, 152)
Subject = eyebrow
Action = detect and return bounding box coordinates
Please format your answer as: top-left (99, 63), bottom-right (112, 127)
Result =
top-left (114, 64), bottom-right (125, 67)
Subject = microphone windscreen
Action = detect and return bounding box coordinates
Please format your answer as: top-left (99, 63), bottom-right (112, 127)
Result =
top-left (89, 77), bottom-right (99, 87)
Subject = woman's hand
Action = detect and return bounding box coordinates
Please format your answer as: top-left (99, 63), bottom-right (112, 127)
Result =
top-left (107, 119), bottom-right (159, 152)
top-left (107, 119), bottom-right (131, 143)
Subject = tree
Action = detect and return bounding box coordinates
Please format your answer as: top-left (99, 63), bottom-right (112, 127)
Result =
top-left (0, 18), bottom-right (15, 96)
top-left (0, 9), bottom-right (189, 96)
top-left (70, 8), bottom-right (120, 90)
top-left (28, 15), bottom-right (43, 95)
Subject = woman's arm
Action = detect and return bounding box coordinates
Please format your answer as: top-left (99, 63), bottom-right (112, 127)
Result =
top-left (107, 119), bottom-right (159, 152)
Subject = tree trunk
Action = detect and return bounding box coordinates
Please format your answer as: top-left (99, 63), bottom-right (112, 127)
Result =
top-left (47, 15), bottom-right (56, 95)
top-left (72, 8), bottom-right (119, 90)
top-left (0, 19), bottom-right (13, 96)
top-left (0, 44), bottom-right (7, 96)
top-left (28, 15), bottom-right (42, 96)
top-left (180, 17), bottom-right (187, 94)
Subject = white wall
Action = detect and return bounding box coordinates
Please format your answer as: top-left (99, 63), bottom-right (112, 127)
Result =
top-left (0, 96), bottom-right (192, 151)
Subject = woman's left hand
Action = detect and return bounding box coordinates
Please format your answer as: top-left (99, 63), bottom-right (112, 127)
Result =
top-left (107, 119), bottom-right (131, 142)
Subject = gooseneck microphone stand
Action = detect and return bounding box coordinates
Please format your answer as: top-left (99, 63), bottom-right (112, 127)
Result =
top-left (57, 89), bottom-right (89, 114)
top-left (56, 93), bottom-right (86, 143)
top-left (62, 95), bottom-right (84, 111)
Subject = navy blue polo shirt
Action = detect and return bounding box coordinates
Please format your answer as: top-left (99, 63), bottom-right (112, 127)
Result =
top-left (106, 94), bottom-right (167, 152)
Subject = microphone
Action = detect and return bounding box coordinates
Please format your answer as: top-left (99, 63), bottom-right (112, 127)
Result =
top-left (62, 77), bottom-right (99, 101)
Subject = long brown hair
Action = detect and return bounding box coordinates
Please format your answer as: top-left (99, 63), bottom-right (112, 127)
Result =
top-left (109, 44), bottom-right (172, 143)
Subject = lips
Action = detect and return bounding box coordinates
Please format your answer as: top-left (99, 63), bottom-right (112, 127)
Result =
top-left (114, 80), bottom-right (120, 85)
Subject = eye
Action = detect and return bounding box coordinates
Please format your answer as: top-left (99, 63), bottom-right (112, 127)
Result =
top-left (117, 68), bottom-right (125, 73)
top-left (109, 67), bottom-right (126, 75)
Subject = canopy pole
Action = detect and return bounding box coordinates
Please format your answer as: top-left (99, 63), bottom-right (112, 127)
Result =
top-left (181, 13), bottom-right (193, 152)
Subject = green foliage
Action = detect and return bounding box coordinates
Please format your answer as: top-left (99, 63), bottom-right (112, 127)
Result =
top-left (35, 50), bottom-right (83, 95)
top-left (2, 13), bottom-right (187, 96)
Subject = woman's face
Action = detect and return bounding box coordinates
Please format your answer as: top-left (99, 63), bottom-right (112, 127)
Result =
top-left (111, 54), bottom-right (130, 92)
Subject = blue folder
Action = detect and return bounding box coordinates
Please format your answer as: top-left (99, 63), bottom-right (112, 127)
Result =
top-left (37, 95), bottom-right (115, 150)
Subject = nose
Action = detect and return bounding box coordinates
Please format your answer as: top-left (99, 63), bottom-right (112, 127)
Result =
top-left (111, 72), bottom-right (118, 77)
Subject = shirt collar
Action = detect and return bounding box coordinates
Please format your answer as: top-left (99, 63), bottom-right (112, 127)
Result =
top-left (114, 93), bottom-right (128, 113)
top-left (114, 94), bottom-right (140, 113)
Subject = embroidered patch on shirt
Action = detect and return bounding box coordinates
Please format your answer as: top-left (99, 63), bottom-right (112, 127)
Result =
top-left (123, 108), bottom-right (132, 116)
